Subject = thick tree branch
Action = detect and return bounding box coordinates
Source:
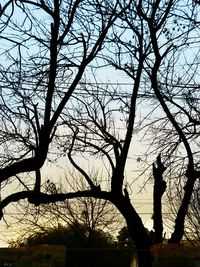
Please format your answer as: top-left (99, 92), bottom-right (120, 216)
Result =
top-left (0, 190), bottom-right (111, 219)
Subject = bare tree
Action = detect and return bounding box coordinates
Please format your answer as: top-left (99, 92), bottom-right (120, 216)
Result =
top-left (140, 1), bottom-right (200, 244)
top-left (0, 1), bottom-right (200, 267)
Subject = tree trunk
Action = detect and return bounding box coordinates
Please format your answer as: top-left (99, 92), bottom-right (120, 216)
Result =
top-left (169, 171), bottom-right (196, 243)
top-left (153, 154), bottom-right (166, 243)
top-left (111, 192), bottom-right (152, 267)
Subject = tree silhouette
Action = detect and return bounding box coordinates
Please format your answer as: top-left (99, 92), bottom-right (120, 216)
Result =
top-left (0, 2), bottom-right (199, 267)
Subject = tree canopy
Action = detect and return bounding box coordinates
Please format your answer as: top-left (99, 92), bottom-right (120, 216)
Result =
top-left (10, 222), bottom-right (114, 248)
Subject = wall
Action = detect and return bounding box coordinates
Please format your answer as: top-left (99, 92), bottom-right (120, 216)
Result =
top-left (151, 243), bottom-right (200, 267)
top-left (0, 245), bottom-right (66, 267)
